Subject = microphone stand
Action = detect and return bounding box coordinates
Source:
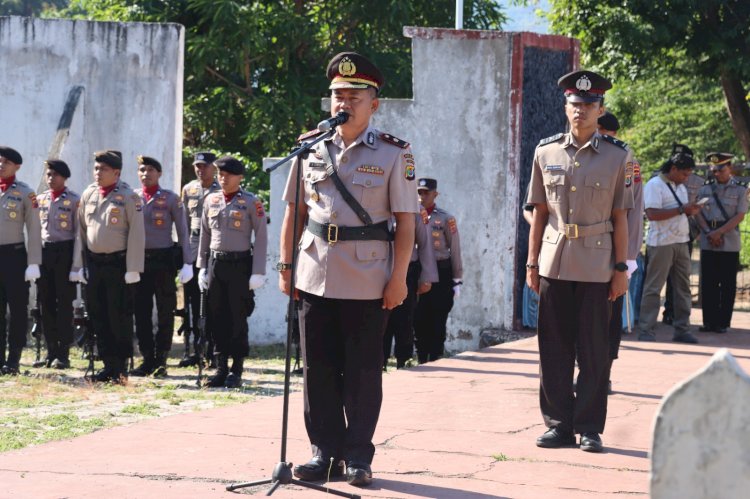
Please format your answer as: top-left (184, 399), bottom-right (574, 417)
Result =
top-left (226, 128), bottom-right (360, 498)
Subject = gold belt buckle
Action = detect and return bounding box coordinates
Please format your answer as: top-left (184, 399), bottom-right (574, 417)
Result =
top-left (327, 223), bottom-right (339, 244)
top-left (564, 223), bottom-right (579, 239)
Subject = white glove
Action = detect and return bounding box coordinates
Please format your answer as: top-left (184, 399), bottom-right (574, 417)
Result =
top-left (452, 285), bottom-right (461, 299)
top-left (77, 268), bottom-right (87, 284)
top-left (124, 271), bottom-right (140, 284)
top-left (25, 264), bottom-right (40, 282)
top-left (69, 270), bottom-right (80, 282)
top-left (626, 259), bottom-right (638, 279)
top-left (249, 274), bottom-right (266, 290)
top-left (178, 264), bottom-right (194, 284)
top-left (198, 268), bottom-right (208, 292)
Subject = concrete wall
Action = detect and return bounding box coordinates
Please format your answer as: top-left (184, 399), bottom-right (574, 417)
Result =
top-left (256, 28), bottom-right (578, 352)
top-left (0, 16), bottom-right (184, 194)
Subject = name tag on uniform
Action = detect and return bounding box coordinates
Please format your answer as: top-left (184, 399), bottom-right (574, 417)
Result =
top-left (545, 165), bottom-right (563, 171)
top-left (309, 162), bottom-right (326, 169)
top-left (230, 210), bottom-right (243, 219)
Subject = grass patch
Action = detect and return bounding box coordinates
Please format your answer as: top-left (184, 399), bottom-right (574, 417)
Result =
top-left (492, 453), bottom-right (510, 461)
top-left (0, 413), bottom-right (113, 452)
top-left (120, 402), bottom-right (159, 416)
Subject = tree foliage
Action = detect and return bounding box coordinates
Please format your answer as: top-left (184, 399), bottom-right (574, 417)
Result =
top-left (43, 0), bottom-right (506, 195)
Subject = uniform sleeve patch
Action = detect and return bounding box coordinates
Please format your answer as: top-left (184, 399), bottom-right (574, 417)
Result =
top-left (633, 161), bottom-right (641, 183)
top-left (380, 133), bottom-right (410, 148)
top-left (405, 163), bottom-right (416, 181)
top-left (255, 200), bottom-right (265, 217)
top-left (625, 162), bottom-right (633, 187)
top-left (448, 217), bottom-right (457, 234)
top-left (28, 192), bottom-right (38, 209)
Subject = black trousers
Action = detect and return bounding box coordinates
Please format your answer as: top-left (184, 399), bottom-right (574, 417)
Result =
top-left (207, 258), bottom-right (251, 358)
top-left (609, 294), bottom-right (624, 361)
top-left (298, 291), bottom-right (389, 465)
top-left (700, 250), bottom-right (739, 329)
top-left (383, 261), bottom-right (421, 366)
top-left (38, 241), bottom-right (76, 359)
top-left (538, 277), bottom-right (611, 434)
top-left (414, 261), bottom-right (454, 363)
top-left (0, 244), bottom-right (29, 361)
top-left (134, 249), bottom-right (177, 356)
top-left (86, 252), bottom-right (134, 362)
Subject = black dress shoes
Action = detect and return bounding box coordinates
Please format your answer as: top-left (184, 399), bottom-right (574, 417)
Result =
top-left (716, 327), bottom-right (728, 334)
top-left (673, 332), bottom-right (699, 344)
top-left (293, 456), bottom-right (344, 481)
top-left (699, 325), bottom-right (716, 333)
top-left (580, 432), bottom-right (603, 452)
top-left (536, 427), bottom-right (576, 448)
top-left (346, 463), bottom-right (373, 487)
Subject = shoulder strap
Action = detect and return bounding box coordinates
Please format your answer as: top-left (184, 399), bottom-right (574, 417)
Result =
top-left (318, 144), bottom-right (373, 226)
top-left (665, 181), bottom-right (684, 207)
top-left (710, 184), bottom-right (731, 221)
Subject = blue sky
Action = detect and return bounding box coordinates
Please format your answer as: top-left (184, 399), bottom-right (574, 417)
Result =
top-left (497, 0), bottom-right (550, 33)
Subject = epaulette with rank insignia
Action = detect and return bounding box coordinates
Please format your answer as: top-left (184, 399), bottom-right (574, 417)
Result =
top-left (601, 134), bottom-right (629, 150)
top-left (704, 178), bottom-right (716, 185)
top-left (735, 179), bottom-right (748, 187)
top-left (538, 133), bottom-right (564, 146)
top-left (296, 128), bottom-right (324, 143)
top-left (380, 133), bottom-right (409, 148)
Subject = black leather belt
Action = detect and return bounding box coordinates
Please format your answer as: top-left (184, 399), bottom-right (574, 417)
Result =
top-left (307, 219), bottom-right (392, 243)
top-left (707, 220), bottom-right (727, 229)
top-left (0, 243), bottom-right (25, 252)
top-left (211, 250), bottom-right (252, 261)
top-left (437, 259), bottom-right (451, 270)
top-left (43, 239), bottom-right (75, 249)
top-left (88, 250), bottom-right (126, 263)
top-left (145, 247), bottom-right (173, 259)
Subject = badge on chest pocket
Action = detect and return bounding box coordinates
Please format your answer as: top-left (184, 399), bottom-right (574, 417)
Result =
top-left (229, 210), bottom-right (243, 230)
top-left (153, 210), bottom-right (168, 228)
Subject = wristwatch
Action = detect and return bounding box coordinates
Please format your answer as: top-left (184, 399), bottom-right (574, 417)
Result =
top-left (275, 262), bottom-right (292, 271)
top-left (677, 205), bottom-right (685, 215)
top-left (614, 262), bottom-right (628, 272)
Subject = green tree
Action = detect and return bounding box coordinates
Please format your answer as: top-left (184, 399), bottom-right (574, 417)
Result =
top-left (45, 0), bottom-right (506, 194)
top-left (0, 0), bottom-right (66, 15)
top-left (546, 0), bottom-right (750, 161)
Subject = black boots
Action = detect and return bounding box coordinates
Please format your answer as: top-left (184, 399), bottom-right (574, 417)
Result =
top-left (93, 357), bottom-right (128, 384)
top-left (130, 351), bottom-right (156, 377)
top-left (152, 351), bottom-right (168, 378)
top-left (206, 354), bottom-right (229, 387)
top-left (1, 348), bottom-right (22, 375)
top-left (224, 356), bottom-right (243, 388)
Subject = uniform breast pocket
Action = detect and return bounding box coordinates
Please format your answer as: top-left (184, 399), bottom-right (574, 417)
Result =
top-left (207, 209), bottom-right (221, 229)
top-left (56, 213), bottom-right (73, 231)
top-left (228, 210), bottom-right (244, 231)
top-left (299, 230), bottom-right (315, 251)
top-left (355, 241), bottom-right (388, 261)
top-left (584, 175), bottom-right (611, 205)
top-left (351, 172), bottom-right (385, 207)
top-left (724, 193), bottom-right (739, 210)
top-left (106, 209), bottom-right (125, 229)
top-left (543, 172), bottom-right (566, 203)
top-left (4, 208), bottom-right (20, 222)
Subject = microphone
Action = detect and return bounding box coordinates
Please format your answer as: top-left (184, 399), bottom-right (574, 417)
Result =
top-left (317, 111), bottom-right (349, 132)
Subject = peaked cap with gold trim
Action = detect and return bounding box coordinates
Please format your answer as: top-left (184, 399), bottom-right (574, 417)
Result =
top-left (326, 52), bottom-right (384, 92)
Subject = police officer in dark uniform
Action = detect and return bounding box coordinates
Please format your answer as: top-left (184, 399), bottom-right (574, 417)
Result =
top-left (527, 70), bottom-right (632, 453)
top-left (0, 146), bottom-right (42, 375)
top-left (131, 156), bottom-right (192, 377)
top-left (279, 52), bottom-right (418, 486)
top-left (382, 208), bottom-right (438, 369)
top-left (78, 150), bottom-right (145, 383)
top-left (180, 152), bottom-right (220, 367)
top-left (696, 152), bottom-right (748, 333)
top-left (197, 156), bottom-right (267, 388)
top-left (36, 159), bottom-right (83, 369)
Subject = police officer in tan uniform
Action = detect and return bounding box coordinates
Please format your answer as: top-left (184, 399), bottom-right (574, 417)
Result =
top-left (279, 52), bottom-right (417, 487)
top-left (197, 156), bottom-right (267, 388)
top-left (131, 156), bottom-right (192, 377)
top-left (78, 150), bottom-right (145, 383)
top-left (0, 147), bottom-right (42, 375)
top-left (180, 152), bottom-right (220, 367)
top-left (36, 159), bottom-right (83, 369)
top-left (383, 208), bottom-right (438, 369)
top-left (696, 152), bottom-right (748, 333)
top-left (413, 178), bottom-right (463, 363)
top-left (527, 70), bottom-right (632, 453)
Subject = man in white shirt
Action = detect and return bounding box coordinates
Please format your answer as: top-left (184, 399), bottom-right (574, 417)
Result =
top-left (637, 144), bottom-right (701, 343)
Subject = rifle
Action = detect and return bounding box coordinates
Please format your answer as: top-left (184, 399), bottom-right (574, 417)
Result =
top-left (174, 291), bottom-right (196, 367)
top-left (288, 302), bottom-right (302, 375)
top-left (30, 282), bottom-right (45, 367)
top-left (72, 283), bottom-right (96, 379)
top-left (195, 290), bottom-right (207, 387)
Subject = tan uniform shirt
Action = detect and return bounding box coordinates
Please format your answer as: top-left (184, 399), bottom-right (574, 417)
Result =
top-left (0, 179), bottom-right (42, 265)
top-left (78, 180), bottom-right (146, 273)
top-left (424, 205), bottom-right (463, 279)
top-left (413, 210), bottom-right (439, 283)
top-left (527, 132), bottom-right (633, 283)
top-left (282, 125), bottom-right (419, 299)
top-left (196, 188), bottom-right (268, 275)
top-left (38, 188), bottom-right (83, 271)
top-left (697, 178), bottom-right (749, 252)
top-left (135, 187), bottom-right (190, 263)
top-left (626, 152), bottom-right (645, 260)
top-left (181, 179), bottom-right (220, 263)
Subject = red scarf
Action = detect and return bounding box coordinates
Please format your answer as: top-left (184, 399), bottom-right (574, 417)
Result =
top-left (51, 188), bottom-right (65, 201)
top-left (99, 183), bottom-right (117, 198)
top-left (142, 184), bottom-right (160, 203)
top-left (425, 205), bottom-right (436, 216)
top-left (0, 175), bottom-right (15, 193)
top-left (223, 190), bottom-right (239, 203)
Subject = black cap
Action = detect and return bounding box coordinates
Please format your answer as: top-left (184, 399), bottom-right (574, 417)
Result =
top-left (0, 146), bottom-right (23, 165)
top-left (598, 111), bottom-right (620, 132)
top-left (557, 70), bottom-right (612, 103)
top-left (705, 152), bottom-right (734, 168)
top-left (193, 151), bottom-right (217, 165)
top-left (671, 143), bottom-right (694, 159)
top-left (137, 155), bottom-right (162, 172)
top-left (326, 52), bottom-right (384, 92)
top-left (94, 150), bottom-right (123, 169)
top-left (668, 143), bottom-right (695, 169)
top-left (417, 178), bottom-right (437, 191)
top-left (44, 159), bottom-right (71, 178)
top-left (214, 155), bottom-right (244, 175)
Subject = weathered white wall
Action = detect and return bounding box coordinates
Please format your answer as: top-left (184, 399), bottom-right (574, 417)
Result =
top-left (0, 16), bottom-right (184, 194)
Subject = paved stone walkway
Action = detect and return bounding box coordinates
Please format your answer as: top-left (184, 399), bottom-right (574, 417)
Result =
top-left (1, 307), bottom-right (749, 498)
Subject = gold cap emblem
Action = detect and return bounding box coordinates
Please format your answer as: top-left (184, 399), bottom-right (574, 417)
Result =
top-left (339, 57), bottom-right (356, 77)
top-left (575, 75), bottom-right (592, 91)
top-left (711, 155), bottom-right (719, 163)
top-left (137, 155), bottom-right (144, 164)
